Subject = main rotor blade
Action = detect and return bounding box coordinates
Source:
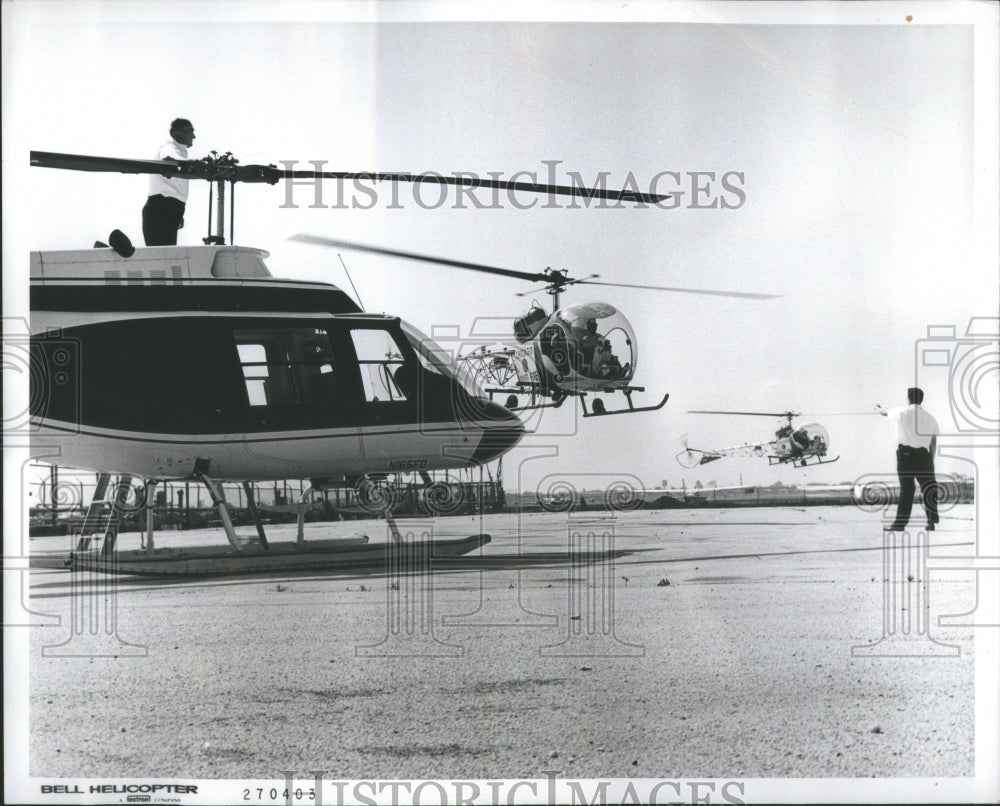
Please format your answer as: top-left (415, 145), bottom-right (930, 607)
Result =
top-left (30, 151), bottom-right (207, 178)
top-left (574, 279), bottom-right (780, 300)
top-left (31, 151), bottom-right (670, 203)
top-left (276, 169), bottom-right (670, 204)
top-left (688, 410), bottom-right (801, 418)
top-left (289, 235), bottom-right (552, 283)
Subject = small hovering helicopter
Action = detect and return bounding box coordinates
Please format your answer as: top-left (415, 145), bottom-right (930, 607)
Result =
top-left (27, 148), bottom-right (668, 568)
top-left (290, 237), bottom-right (779, 417)
top-left (676, 410), bottom-right (838, 468)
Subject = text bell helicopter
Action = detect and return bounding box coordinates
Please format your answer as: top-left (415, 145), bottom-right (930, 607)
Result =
top-left (27, 147), bottom-right (670, 562)
top-left (288, 237), bottom-right (780, 418)
top-left (676, 410), bottom-right (839, 469)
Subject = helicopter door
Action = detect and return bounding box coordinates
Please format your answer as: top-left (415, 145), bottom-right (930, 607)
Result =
top-left (234, 319), bottom-right (363, 477)
top-left (345, 323), bottom-right (435, 473)
top-left (346, 326), bottom-right (416, 423)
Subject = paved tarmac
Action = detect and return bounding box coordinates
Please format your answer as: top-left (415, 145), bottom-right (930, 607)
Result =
top-left (23, 505), bottom-right (980, 783)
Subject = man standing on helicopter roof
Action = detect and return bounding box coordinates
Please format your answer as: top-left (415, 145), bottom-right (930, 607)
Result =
top-left (142, 118), bottom-right (195, 246)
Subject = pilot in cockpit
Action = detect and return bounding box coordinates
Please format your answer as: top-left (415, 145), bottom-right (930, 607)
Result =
top-left (302, 338), bottom-right (337, 401)
top-left (593, 339), bottom-right (620, 379)
top-left (576, 319), bottom-right (601, 374)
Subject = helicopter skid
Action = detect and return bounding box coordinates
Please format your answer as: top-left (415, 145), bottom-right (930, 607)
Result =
top-left (582, 391), bottom-right (669, 418)
top-left (769, 455), bottom-right (840, 467)
top-left (65, 533), bottom-right (490, 576)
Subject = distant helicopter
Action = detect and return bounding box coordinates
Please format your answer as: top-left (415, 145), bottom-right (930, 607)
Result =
top-left (27, 148), bottom-right (669, 565)
top-left (290, 237), bottom-right (779, 417)
top-left (676, 410), bottom-right (838, 468)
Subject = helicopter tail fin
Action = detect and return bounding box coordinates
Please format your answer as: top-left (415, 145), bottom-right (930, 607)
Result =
top-left (676, 436), bottom-right (724, 468)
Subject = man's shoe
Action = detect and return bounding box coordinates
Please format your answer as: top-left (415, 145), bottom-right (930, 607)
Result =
top-left (924, 523), bottom-right (936, 531)
top-left (108, 229), bottom-right (135, 258)
top-left (884, 525), bottom-right (906, 532)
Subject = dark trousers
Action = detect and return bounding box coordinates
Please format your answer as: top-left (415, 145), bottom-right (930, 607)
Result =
top-left (142, 195), bottom-right (185, 246)
top-left (891, 444), bottom-right (939, 528)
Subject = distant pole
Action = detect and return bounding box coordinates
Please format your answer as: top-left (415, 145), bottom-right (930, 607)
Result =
top-left (145, 480), bottom-right (157, 553)
top-left (50, 464), bottom-right (58, 527)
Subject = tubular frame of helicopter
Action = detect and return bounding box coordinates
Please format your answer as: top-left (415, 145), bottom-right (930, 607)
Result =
top-left (677, 411), bottom-right (839, 469)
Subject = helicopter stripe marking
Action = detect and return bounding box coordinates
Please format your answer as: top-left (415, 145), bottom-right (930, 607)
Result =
top-left (32, 420), bottom-right (482, 444)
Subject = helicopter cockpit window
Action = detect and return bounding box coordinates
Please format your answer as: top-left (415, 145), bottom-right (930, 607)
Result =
top-left (348, 328), bottom-right (410, 403)
top-left (234, 326), bottom-right (337, 408)
top-left (237, 343), bottom-right (269, 406)
top-left (399, 320), bottom-right (487, 400)
top-left (549, 303), bottom-right (636, 384)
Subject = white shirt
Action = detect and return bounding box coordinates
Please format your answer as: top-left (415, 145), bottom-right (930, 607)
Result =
top-left (887, 404), bottom-right (939, 450)
top-left (148, 138), bottom-right (189, 202)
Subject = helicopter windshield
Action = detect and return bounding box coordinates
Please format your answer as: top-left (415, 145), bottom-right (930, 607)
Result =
top-left (399, 320), bottom-right (487, 399)
top-left (548, 302), bottom-right (637, 383)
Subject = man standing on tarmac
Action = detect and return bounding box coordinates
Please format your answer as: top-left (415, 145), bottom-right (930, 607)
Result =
top-left (142, 118), bottom-right (196, 246)
top-left (876, 387), bottom-right (941, 531)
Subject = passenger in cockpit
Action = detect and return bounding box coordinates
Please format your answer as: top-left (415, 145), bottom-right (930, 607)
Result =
top-left (595, 339), bottom-right (623, 380)
top-left (577, 319), bottom-right (601, 374)
top-left (541, 325), bottom-right (573, 374)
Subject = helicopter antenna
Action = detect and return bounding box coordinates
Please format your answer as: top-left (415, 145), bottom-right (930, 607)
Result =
top-left (337, 252), bottom-right (365, 309)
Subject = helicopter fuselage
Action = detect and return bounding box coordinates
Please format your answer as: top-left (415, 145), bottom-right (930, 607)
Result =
top-left (514, 301), bottom-right (637, 396)
top-left (30, 245), bottom-right (524, 482)
top-left (676, 421), bottom-right (833, 468)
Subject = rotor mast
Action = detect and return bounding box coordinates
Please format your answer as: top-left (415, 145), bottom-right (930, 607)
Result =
top-left (202, 151), bottom-right (239, 245)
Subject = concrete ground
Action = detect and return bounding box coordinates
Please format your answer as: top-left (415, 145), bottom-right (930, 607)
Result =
top-left (21, 505), bottom-right (983, 786)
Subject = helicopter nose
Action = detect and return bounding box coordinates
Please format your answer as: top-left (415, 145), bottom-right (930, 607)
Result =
top-left (468, 400), bottom-right (526, 464)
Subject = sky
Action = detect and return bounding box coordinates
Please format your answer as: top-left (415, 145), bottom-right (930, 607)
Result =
top-left (3, 0), bottom-right (998, 499)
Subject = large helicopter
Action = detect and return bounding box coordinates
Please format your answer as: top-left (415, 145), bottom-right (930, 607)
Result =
top-left (676, 410), bottom-right (838, 468)
top-left (289, 237), bottom-right (779, 417)
top-left (27, 148), bottom-right (669, 566)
